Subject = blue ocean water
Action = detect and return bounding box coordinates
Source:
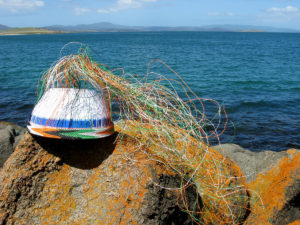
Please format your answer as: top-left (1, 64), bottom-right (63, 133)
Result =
top-left (0, 32), bottom-right (299, 151)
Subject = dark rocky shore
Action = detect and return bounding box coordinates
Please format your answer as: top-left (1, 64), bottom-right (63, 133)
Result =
top-left (0, 122), bottom-right (25, 168)
top-left (0, 121), bottom-right (299, 224)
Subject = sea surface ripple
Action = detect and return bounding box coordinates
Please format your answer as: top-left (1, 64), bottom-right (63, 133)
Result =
top-left (0, 32), bottom-right (299, 151)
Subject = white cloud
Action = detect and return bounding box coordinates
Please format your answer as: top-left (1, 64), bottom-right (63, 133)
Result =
top-left (0, 0), bottom-right (44, 12)
top-left (74, 7), bottom-right (90, 15)
top-left (267, 6), bottom-right (298, 13)
top-left (259, 5), bottom-right (300, 22)
top-left (97, 0), bottom-right (157, 14)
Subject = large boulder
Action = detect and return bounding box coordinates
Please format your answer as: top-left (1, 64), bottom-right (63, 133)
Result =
top-left (2, 121), bottom-right (298, 225)
top-left (0, 121), bottom-right (251, 225)
top-left (214, 144), bottom-right (300, 225)
top-left (0, 131), bottom-right (202, 225)
top-left (0, 121), bottom-right (25, 168)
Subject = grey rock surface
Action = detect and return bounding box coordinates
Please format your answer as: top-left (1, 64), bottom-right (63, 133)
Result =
top-left (0, 121), bottom-right (25, 168)
top-left (213, 143), bottom-right (300, 225)
top-left (213, 143), bottom-right (299, 182)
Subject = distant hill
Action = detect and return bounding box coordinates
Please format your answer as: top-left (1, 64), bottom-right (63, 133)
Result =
top-left (200, 24), bottom-right (299, 33)
top-left (43, 23), bottom-right (228, 32)
top-left (44, 22), bottom-right (136, 32)
top-left (0, 27), bottom-right (64, 35)
top-left (1, 22), bottom-right (299, 33)
top-left (0, 24), bottom-right (10, 31)
top-left (43, 22), bottom-right (300, 33)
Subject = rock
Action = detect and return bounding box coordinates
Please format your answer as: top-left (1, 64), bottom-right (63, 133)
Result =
top-left (118, 122), bottom-right (249, 225)
top-left (287, 221), bottom-right (300, 225)
top-left (246, 149), bottom-right (300, 225)
top-left (1, 120), bottom-right (298, 225)
top-left (0, 121), bottom-right (25, 168)
top-left (0, 120), bottom-right (251, 225)
top-left (213, 144), bottom-right (300, 225)
top-left (0, 131), bottom-right (202, 225)
top-left (213, 143), bottom-right (299, 182)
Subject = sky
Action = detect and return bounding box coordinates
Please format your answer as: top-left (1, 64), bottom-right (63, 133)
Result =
top-left (0, 0), bottom-right (300, 29)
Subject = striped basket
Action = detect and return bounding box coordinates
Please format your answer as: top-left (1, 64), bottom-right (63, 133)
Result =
top-left (27, 88), bottom-right (114, 139)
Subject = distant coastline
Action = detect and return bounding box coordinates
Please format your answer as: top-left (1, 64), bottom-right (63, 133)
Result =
top-left (239, 30), bottom-right (264, 33)
top-left (1, 22), bottom-right (299, 34)
top-left (0, 29), bottom-right (267, 36)
top-left (0, 27), bottom-right (65, 36)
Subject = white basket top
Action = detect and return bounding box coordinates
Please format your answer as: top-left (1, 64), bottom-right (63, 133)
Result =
top-left (30, 88), bottom-right (111, 129)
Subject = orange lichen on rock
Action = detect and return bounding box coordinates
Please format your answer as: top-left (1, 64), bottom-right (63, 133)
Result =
top-left (116, 121), bottom-right (249, 225)
top-left (192, 148), bottom-right (248, 225)
top-left (0, 118), bottom-right (253, 225)
top-left (0, 130), bottom-right (202, 224)
top-left (0, 133), bottom-right (61, 224)
top-left (1, 119), bottom-right (298, 225)
top-left (245, 149), bottom-right (300, 225)
top-left (287, 221), bottom-right (300, 225)
top-left (287, 220), bottom-right (300, 225)
top-left (35, 165), bottom-right (78, 225)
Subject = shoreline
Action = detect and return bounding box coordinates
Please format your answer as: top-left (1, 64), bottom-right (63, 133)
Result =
top-left (0, 32), bottom-right (64, 36)
top-left (0, 27), bottom-right (65, 36)
top-left (0, 33), bottom-right (26, 36)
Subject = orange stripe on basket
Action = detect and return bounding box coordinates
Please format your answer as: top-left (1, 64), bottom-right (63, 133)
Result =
top-left (31, 128), bottom-right (61, 139)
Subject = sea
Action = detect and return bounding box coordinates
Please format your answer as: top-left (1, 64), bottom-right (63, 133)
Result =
top-left (0, 32), bottom-right (299, 151)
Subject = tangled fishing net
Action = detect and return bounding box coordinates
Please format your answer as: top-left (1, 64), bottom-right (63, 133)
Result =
top-left (32, 46), bottom-right (263, 224)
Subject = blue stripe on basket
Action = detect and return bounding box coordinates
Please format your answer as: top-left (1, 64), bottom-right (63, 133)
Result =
top-left (30, 115), bottom-right (111, 128)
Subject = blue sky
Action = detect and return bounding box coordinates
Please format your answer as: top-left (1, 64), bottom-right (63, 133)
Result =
top-left (1, 0), bottom-right (300, 29)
